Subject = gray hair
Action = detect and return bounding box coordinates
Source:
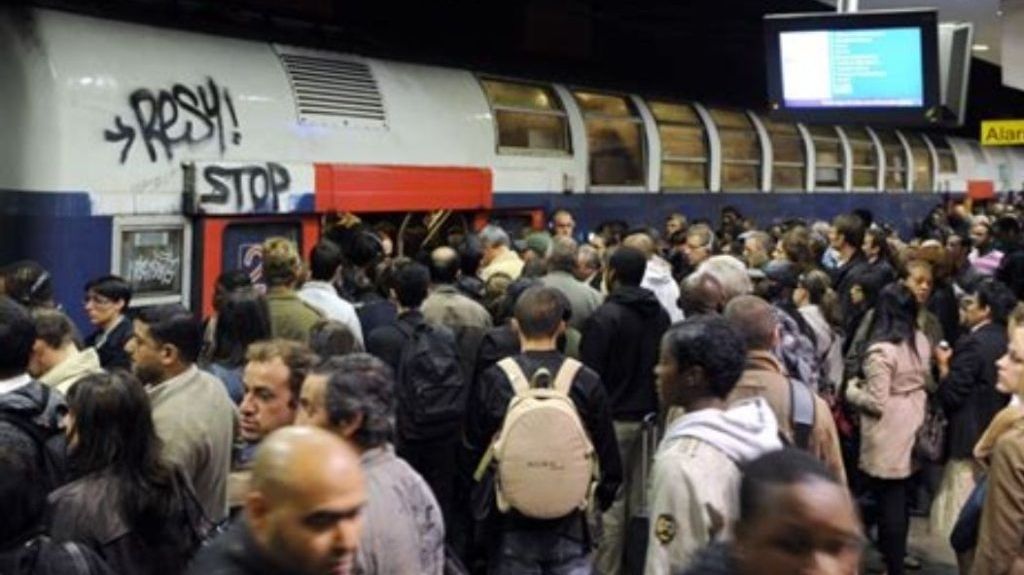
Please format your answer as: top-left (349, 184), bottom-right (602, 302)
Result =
top-left (578, 244), bottom-right (601, 272)
top-left (547, 236), bottom-right (578, 273)
top-left (479, 224), bottom-right (510, 248)
top-left (696, 255), bottom-right (752, 303)
top-left (316, 353), bottom-right (395, 449)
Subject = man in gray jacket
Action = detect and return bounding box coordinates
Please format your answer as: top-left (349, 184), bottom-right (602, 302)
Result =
top-left (541, 236), bottom-right (603, 331)
top-left (297, 353), bottom-right (445, 575)
top-left (126, 304), bottom-right (237, 522)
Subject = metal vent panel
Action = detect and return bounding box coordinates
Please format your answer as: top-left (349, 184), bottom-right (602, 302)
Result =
top-left (276, 48), bottom-right (387, 128)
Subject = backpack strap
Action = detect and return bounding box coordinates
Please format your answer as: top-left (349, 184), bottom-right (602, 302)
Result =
top-left (497, 358), bottom-right (530, 395)
top-left (789, 377), bottom-right (815, 450)
top-left (552, 358), bottom-right (583, 395)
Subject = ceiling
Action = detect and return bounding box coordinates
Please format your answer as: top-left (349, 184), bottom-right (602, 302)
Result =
top-left (817, 0), bottom-right (1004, 64)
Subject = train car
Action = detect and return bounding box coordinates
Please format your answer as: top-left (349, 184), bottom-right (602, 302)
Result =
top-left (1, 7), bottom-right (1022, 325)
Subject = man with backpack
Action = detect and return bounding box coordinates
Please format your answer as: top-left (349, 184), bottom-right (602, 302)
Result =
top-left (465, 286), bottom-right (622, 574)
top-left (0, 296), bottom-right (68, 492)
top-left (366, 261), bottom-right (466, 527)
top-left (723, 295), bottom-right (846, 483)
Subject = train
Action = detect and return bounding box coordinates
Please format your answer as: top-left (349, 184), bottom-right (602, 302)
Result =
top-left (2, 6), bottom-right (1023, 327)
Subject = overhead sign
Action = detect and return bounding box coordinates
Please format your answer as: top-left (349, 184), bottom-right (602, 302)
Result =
top-left (981, 120), bottom-right (1024, 146)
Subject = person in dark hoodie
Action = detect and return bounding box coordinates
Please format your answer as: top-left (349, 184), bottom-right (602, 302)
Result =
top-left (828, 214), bottom-right (869, 348)
top-left (581, 246), bottom-right (671, 575)
top-left (0, 296), bottom-right (68, 491)
top-left (681, 449), bottom-right (864, 575)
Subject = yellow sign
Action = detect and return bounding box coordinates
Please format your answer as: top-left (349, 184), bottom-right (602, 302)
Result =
top-left (981, 120), bottom-right (1024, 146)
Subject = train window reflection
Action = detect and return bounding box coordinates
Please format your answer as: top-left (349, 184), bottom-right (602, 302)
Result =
top-left (710, 108), bottom-right (761, 191)
top-left (808, 126), bottom-right (843, 190)
top-left (650, 101), bottom-right (708, 191)
top-left (574, 91), bottom-right (646, 187)
top-left (930, 135), bottom-right (957, 174)
top-left (845, 127), bottom-right (880, 190)
top-left (909, 134), bottom-right (933, 192)
top-left (480, 79), bottom-right (571, 155)
top-left (876, 130), bottom-right (908, 192)
top-left (764, 120), bottom-right (805, 191)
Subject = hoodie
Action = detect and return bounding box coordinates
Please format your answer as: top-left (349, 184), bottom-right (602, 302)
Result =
top-left (580, 285), bottom-right (671, 421)
top-left (0, 379), bottom-right (68, 489)
top-left (645, 399), bottom-right (781, 575)
top-left (643, 256), bottom-right (684, 324)
top-left (39, 348), bottom-right (104, 395)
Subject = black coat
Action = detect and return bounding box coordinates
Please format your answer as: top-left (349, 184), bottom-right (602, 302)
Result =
top-left (937, 322), bottom-right (1009, 459)
top-left (188, 520), bottom-right (290, 575)
top-left (85, 317), bottom-right (133, 371)
top-left (580, 285), bottom-right (670, 421)
top-left (464, 350), bottom-right (623, 530)
top-left (830, 252), bottom-right (869, 345)
top-left (0, 537), bottom-right (113, 575)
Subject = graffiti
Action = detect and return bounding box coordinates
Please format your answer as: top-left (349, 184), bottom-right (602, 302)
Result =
top-left (199, 163), bottom-right (291, 213)
top-left (127, 248), bottom-right (180, 288)
top-left (105, 78), bottom-right (241, 164)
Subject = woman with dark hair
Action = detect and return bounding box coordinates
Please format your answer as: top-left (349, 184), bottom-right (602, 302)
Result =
top-left (47, 371), bottom-right (203, 575)
top-left (204, 290), bottom-right (272, 404)
top-left (794, 270), bottom-right (844, 392)
top-left (844, 283), bottom-right (931, 575)
top-left (0, 447), bottom-right (113, 575)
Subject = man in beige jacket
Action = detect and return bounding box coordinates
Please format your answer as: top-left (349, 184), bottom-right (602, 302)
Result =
top-left (28, 309), bottom-right (103, 394)
top-left (724, 295), bottom-right (846, 484)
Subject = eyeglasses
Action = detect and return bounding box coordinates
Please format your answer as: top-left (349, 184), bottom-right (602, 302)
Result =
top-left (83, 294), bottom-right (114, 306)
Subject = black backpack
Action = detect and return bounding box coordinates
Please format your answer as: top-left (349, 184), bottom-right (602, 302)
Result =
top-left (395, 321), bottom-right (467, 443)
top-left (0, 385), bottom-right (67, 491)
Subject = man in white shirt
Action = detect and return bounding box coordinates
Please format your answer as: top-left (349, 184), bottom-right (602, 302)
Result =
top-left (298, 241), bottom-right (364, 349)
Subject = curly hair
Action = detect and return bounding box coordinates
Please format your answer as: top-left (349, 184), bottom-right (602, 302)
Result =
top-left (661, 315), bottom-right (747, 402)
top-left (318, 353), bottom-right (396, 449)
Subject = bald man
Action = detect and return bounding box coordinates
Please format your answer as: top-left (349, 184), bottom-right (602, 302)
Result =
top-left (189, 427), bottom-right (366, 575)
top-left (624, 232), bottom-right (684, 323)
top-left (422, 245), bottom-right (492, 379)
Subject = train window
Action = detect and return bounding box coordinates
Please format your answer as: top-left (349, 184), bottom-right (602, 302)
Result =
top-left (764, 120), bottom-right (805, 191)
top-left (112, 216), bottom-right (191, 307)
top-left (480, 79), bottom-right (571, 155)
top-left (876, 130), bottom-right (908, 191)
top-left (909, 135), bottom-right (934, 192)
top-left (650, 101), bottom-right (708, 192)
top-left (808, 126), bottom-right (843, 189)
top-left (574, 91), bottom-right (646, 187)
top-left (930, 136), bottom-right (958, 174)
top-left (845, 127), bottom-right (879, 190)
top-left (709, 108), bottom-right (761, 191)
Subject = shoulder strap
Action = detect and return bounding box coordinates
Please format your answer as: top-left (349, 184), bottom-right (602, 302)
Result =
top-left (789, 378), bottom-right (815, 450)
top-left (552, 358), bottom-right (583, 395)
top-left (62, 542), bottom-right (91, 575)
top-left (497, 358), bottom-right (530, 395)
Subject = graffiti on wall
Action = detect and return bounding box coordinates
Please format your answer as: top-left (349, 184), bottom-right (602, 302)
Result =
top-left (104, 78), bottom-right (241, 164)
top-left (197, 162), bottom-right (292, 213)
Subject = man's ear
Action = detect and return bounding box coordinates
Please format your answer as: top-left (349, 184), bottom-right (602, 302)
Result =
top-left (246, 491), bottom-right (270, 531)
top-left (510, 318), bottom-right (521, 337)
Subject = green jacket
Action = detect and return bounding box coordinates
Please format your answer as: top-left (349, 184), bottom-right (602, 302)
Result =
top-left (266, 287), bottom-right (325, 343)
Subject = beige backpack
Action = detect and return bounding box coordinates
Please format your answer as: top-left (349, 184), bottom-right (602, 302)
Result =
top-left (475, 357), bottom-right (598, 520)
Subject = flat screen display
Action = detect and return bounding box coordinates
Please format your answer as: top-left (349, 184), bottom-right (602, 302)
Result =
top-left (780, 28), bottom-right (923, 108)
top-left (764, 9), bottom-right (940, 125)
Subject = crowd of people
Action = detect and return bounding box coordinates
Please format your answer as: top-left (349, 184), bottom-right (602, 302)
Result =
top-left (2, 200), bottom-right (1024, 575)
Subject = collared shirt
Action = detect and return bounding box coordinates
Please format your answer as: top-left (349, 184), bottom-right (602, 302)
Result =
top-left (91, 315), bottom-right (126, 350)
top-left (298, 280), bottom-right (365, 348)
top-left (0, 373), bottom-right (32, 395)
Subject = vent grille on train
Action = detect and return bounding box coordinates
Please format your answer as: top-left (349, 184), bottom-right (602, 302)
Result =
top-left (277, 51), bottom-right (387, 127)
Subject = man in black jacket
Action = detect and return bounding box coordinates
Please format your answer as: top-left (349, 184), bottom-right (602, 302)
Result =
top-left (466, 286), bottom-right (622, 573)
top-left (828, 214), bottom-right (869, 352)
top-left (936, 280), bottom-right (1016, 493)
top-left (580, 246), bottom-right (670, 575)
top-left (188, 427), bottom-right (366, 575)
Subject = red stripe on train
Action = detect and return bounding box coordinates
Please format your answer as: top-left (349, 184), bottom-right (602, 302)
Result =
top-left (314, 164), bottom-right (493, 212)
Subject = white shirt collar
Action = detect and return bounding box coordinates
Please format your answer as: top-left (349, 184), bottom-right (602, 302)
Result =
top-left (0, 373), bottom-right (33, 395)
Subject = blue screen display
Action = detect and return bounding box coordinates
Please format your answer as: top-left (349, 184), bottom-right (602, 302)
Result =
top-left (780, 27), bottom-right (924, 108)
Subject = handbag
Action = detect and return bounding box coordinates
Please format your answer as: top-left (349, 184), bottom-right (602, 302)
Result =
top-left (913, 397), bottom-right (948, 463)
